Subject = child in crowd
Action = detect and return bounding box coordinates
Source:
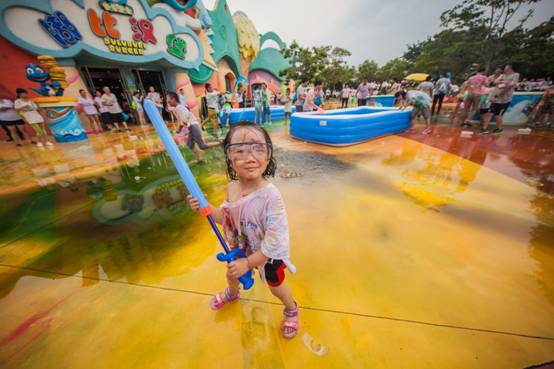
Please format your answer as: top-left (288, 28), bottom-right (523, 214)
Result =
top-left (221, 94), bottom-right (232, 127)
top-left (101, 86), bottom-right (129, 132)
top-left (132, 91), bottom-right (147, 126)
top-left (281, 87), bottom-right (292, 124)
top-left (187, 122), bottom-right (299, 339)
top-left (477, 86), bottom-right (493, 134)
top-left (78, 89), bottom-right (102, 133)
top-left (261, 83), bottom-right (272, 125)
top-left (253, 87), bottom-right (263, 125)
top-left (14, 88), bottom-right (54, 147)
top-left (166, 92), bottom-right (220, 163)
top-left (204, 83), bottom-right (221, 137)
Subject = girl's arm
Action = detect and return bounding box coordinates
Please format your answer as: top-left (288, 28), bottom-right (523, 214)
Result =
top-left (186, 195), bottom-right (224, 224)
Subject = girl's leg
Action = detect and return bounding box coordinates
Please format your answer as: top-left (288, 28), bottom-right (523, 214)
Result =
top-left (139, 112), bottom-right (146, 126)
top-left (92, 116), bottom-right (101, 132)
top-left (122, 121), bottom-right (129, 130)
top-left (33, 123), bottom-right (48, 144)
top-left (7, 126), bottom-right (22, 146)
top-left (269, 283), bottom-right (298, 337)
top-left (481, 113), bottom-right (492, 130)
top-left (2, 125), bottom-right (13, 141)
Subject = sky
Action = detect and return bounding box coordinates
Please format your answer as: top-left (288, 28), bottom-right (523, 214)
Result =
top-left (203, 0), bottom-right (553, 66)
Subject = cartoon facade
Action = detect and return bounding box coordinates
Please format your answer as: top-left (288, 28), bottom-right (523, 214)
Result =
top-left (0, 0), bottom-right (289, 119)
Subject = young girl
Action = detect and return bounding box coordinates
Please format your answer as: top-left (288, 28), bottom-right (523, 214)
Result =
top-left (78, 89), bottom-right (102, 133)
top-left (132, 91), bottom-right (147, 127)
top-left (253, 87), bottom-right (263, 125)
top-left (187, 123), bottom-right (299, 339)
top-left (281, 88), bottom-right (292, 124)
top-left (14, 88), bottom-right (53, 147)
top-left (221, 94), bottom-right (232, 127)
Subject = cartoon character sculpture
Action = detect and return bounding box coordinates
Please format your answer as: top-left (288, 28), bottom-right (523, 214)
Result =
top-left (25, 64), bottom-right (53, 96)
top-left (25, 55), bottom-right (67, 97)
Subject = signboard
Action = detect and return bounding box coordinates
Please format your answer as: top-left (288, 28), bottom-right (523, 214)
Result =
top-left (0, 0), bottom-right (207, 70)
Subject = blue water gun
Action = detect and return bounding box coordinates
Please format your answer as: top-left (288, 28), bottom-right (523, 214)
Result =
top-left (143, 99), bottom-right (254, 290)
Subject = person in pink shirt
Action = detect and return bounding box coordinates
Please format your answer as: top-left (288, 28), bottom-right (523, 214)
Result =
top-left (459, 67), bottom-right (488, 127)
top-left (187, 123), bottom-right (299, 339)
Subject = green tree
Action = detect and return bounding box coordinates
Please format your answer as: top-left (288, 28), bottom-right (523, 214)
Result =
top-left (280, 41), bottom-right (331, 83)
top-left (440, 0), bottom-right (540, 72)
top-left (376, 58), bottom-right (410, 81)
top-left (356, 59), bottom-right (379, 83)
top-left (321, 47), bottom-right (356, 89)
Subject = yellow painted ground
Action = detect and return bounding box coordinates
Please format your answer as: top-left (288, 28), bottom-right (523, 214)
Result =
top-left (0, 127), bottom-right (553, 368)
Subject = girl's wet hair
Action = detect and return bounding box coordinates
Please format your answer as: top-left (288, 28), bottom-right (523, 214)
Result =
top-left (223, 122), bottom-right (276, 180)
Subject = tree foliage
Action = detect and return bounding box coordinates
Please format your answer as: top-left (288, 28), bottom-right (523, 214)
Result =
top-left (279, 0), bottom-right (552, 87)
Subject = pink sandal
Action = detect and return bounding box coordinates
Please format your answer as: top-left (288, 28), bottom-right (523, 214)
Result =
top-left (210, 287), bottom-right (240, 311)
top-left (281, 303), bottom-right (299, 339)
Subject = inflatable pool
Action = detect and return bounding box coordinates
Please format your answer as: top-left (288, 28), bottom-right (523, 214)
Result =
top-left (219, 106), bottom-right (296, 125)
top-left (290, 107), bottom-right (411, 146)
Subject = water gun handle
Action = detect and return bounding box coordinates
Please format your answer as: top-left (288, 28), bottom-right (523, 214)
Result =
top-left (217, 248), bottom-right (254, 290)
top-left (144, 99), bottom-right (253, 290)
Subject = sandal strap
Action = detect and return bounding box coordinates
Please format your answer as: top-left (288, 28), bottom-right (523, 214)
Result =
top-left (224, 287), bottom-right (240, 302)
top-left (283, 302), bottom-right (299, 318)
top-left (282, 320), bottom-right (299, 329)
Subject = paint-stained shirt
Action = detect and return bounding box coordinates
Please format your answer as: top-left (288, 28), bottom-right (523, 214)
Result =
top-left (221, 182), bottom-right (295, 274)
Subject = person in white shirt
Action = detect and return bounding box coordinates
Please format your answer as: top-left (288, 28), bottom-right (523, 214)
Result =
top-left (167, 92), bottom-right (220, 163)
top-left (14, 88), bottom-right (53, 147)
top-left (132, 91), bottom-right (146, 126)
top-left (204, 83), bottom-right (221, 137)
top-left (101, 86), bottom-right (129, 132)
top-left (0, 96), bottom-right (32, 146)
top-left (94, 90), bottom-right (111, 130)
top-left (295, 78), bottom-right (308, 112)
top-left (340, 84), bottom-right (350, 108)
top-left (78, 89), bottom-right (102, 133)
top-left (147, 86), bottom-right (161, 105)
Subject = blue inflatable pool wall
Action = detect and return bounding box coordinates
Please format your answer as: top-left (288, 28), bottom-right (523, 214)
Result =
top-left (290, 106), bottom-right (411, 146)
top-left (219, 106), bottom-right (296, 125)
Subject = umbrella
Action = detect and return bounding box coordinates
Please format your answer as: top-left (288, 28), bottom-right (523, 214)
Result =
top-left (405, 73), bottom-right (429, 82)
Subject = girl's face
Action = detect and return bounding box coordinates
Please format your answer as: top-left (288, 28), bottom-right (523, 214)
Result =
top-left (227, 127), bottom-right (270, 181)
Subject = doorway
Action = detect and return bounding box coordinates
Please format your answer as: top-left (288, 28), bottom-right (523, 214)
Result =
top-left (80, 67), bottom-right (131, 113)
top-left (132, 70), bottom-right (167, 95)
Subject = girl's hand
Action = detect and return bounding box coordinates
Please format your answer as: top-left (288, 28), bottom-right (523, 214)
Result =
top-left (187, 195), bottom-right (200, 212)
top-left (228, 258), bottom-right (249, 278)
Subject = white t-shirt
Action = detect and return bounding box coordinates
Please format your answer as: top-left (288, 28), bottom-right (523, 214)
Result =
top-left (102, 93), bottom-right (123, 114)
top-left (174, 104), bottom-right (199, 126)
top-left (78, 96), bottom-right (99, 115)
top-left (205, 91), bottom-right (219, 110)
top-left (94, 96), bottom-right (109, 113)
top-left (296, 85), bottom-right (305, 104)
top-left (14, 99), bottom-right (44, 124)
top-left (147, 91), bottom-right (161, 103)
top-left (0, 99), bottom-right (22, 121)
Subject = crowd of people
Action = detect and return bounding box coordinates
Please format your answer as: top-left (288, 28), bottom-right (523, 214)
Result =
top-left (2, 66), bottom-right (553, 148)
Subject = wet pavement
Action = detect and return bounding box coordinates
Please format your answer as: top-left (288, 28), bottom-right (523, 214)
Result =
top-left (0, 121), bottom-right (553, 368)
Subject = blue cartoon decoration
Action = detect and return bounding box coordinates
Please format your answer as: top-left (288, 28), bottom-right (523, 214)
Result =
top-left (25, 63), bottom-right (64, 97)
top-left (161, 0), bottom-right (199, 11)
top-left (38, 11), bottom-right (82, 48)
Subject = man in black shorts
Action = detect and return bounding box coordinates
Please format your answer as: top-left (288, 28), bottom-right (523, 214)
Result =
top-left (488, 64), bottom-right (519, 134)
